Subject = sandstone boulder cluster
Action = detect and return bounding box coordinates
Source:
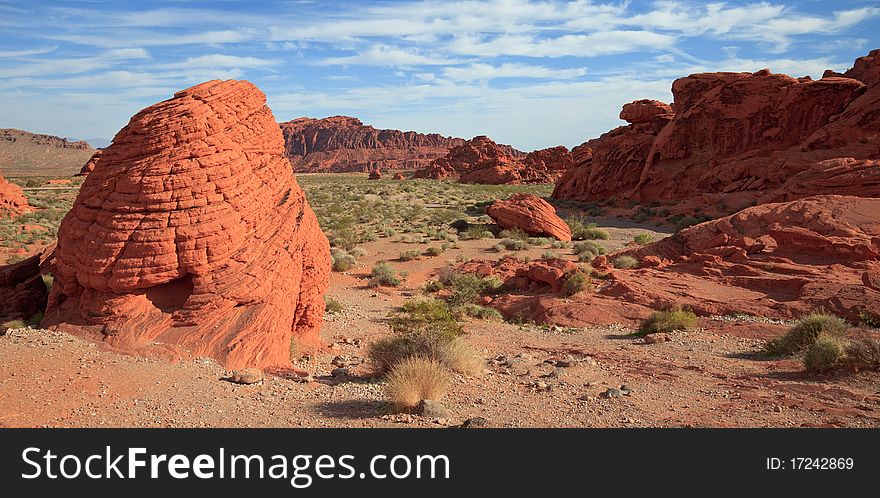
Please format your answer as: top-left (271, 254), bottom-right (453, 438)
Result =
top-left (77, 149), bottom-right (102, 176)
top-left (41, 80), bottom-right (332, 370)
top-left (554, 50), bottom-right (880, 211)
top-left (413, 135), bottom-right (569, 184)
top-left (280, 116), bottom-right (463, 173)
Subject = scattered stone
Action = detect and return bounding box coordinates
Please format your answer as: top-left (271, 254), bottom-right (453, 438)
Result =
top-left (460, 417), bottom-right (492, 428)
top-left (644, 333), bottom-right (671, 344)
top-left (417, 399), bottom-right (451, 418)
top-left (602, 388), bottom-right (624, 399)
top-left (226, 368), bottom-right (263, 385)
top-left (330, 367), bottom-right (349, 378)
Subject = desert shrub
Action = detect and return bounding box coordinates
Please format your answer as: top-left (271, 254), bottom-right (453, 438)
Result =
top-left (527, 237), bottom-right (552, 246)
top-left (844, 337), bottom-right (880, 369)
top-left (499, 227), bottom-right (529, 240)
top-left (437, 270), bottom-right (502, 307)
top-left (637, 308), bottom-right (698, 336)
top-left (550, 240), bottom-right (569, 249)
top-left (369, 300), bottom-right (479, 375)
top-left (349, 247), bottom-right (367, 258)
top-left (41, 273), bottom-right (54, 291)
top-left (803, 334), bottom-right (845, 372)
top-left (26, 312), bottom-right (43, 327)
top-left (675, 215), bottom-right (699, 230)
top-left (613, 255), bottom-right (639, 269)
top-left (424, 246), bottom-right (443, 257)
top-left (500, 238), bottom-right (527, 251)
top-left (633, 233), bottom-right (652, 245)
top-left (766, 313), bottom-right (848, 356)
top-left (492, 244), bottom-right (505, 252)
top-left (1, 319), bottom-right (26, 332)
top-left (567, 215), bottom-right (609, 240)
top-left (572, 240), bottom-right (606, 258)
top-left (369, 262), bottom-right (402, 287)
top-left (462, 225), bottom-right (491, 240)
top-left (399, 250), bottom-right (421, 261)
top-left (423, 280), bottom-right (443, 293)
top-left (331, 248), bottom-right (357, 272)
top-left (324, 298), bottom-right (343, 314)
top-left (858, 311), bottom-right (880, 329)
top-left (456, 303), bottom-right (503, 321)
top-left (328, 228), bottom-right (361, 251)
top-left (385, 357), bottom-right (451, 409)
top-left (541, 250), bottom-right (556, 260)
top-left (563, 269), bottom-right (592, 296)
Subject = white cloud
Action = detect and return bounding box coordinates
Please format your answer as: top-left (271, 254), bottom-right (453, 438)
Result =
top-left (0, 46), bottom-right (57, 58)
top-left (157, 54), bottom-right (279, 69)
top-left (319, 45), bottom-right (462, 66)
top-left (442, 63), bottom-right (587, 82)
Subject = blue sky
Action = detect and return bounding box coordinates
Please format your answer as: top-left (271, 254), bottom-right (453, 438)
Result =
top-left (0, 0), bottom-right (878, 151)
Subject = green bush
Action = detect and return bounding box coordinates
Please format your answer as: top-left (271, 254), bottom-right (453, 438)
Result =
top-left (41, 273), bottom-right (54, 291)
top-left (803, 334), bottom-right (845, 372)
top-left (462, 225), bottom-right (492, 240)
top-left (572, 240), bottom-right (606, 259)
top-left (567, 215), bottom-right (610, 240)
top-left (331, 248), bottom-right (357, 272)
top-left (1, 319), bottom-right (25, 332)
top-left (845, 337), bottom-right (880, 369)
top-left (613, 255), bottom-right (639, 269)
top-left (456, 303), bottom-right (503, 321)
top-left (500, 239), bottom-right (527, 251)
top-left (424, 246), bottom-right (443, 257)
top-left (399, 250), bottom-right (421, 261)
top-left (423, 280), bottom-right (443, 293)
top-left (541, 250), bottom-right (556, 260)
top-left (499, 227), bottom-right (529, 240)
top-left (324, 298), bottom-right (343, 314)
top-left (637, 308), bottom-right (698, 336)
top-left (369, 262), bottom-right (402, 287)
top-left (389, 300), bottom-right (463, 338)
top-left (563, 269), bottom-right (592, 296)
top-left (766, 313), bottom-right (848, 356)
top-left (438, 271), bottom-right (496, 307)
top-left (633, 233), bottom-right (652, 245)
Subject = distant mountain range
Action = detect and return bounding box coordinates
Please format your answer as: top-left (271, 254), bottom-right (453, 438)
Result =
top-left (0, 128), bottom-right (95, 177)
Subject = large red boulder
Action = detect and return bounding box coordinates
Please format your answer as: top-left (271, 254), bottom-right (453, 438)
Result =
top-left (368, 168), bottom-right (382, 179)
top-left (0, 171), bottom-right (30, 218)
top-left (280, 116), bottom-right (464, 173)
top-left (553, 50), bottom-right (880, 211)
top-left (44, 80), bottom-right (332, 370)
top-left (486, 193), bottom-right (572, 241)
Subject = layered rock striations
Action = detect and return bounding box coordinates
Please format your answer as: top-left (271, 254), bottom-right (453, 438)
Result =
top-left (486, 193), bottom-right (572, 241)
top-left (44, 80), bottom-right (332, 370)
top-left (554, 50), bottom-right (880, 210)
top-left (280, 116), bottom-right (464, 172)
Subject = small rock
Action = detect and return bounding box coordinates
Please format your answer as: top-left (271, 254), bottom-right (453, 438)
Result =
top-left (330, 367), bottom-right (349, 378)
top-left (644, 333), bottom-right (671, 344)
top-left (554, 359), bottom-right (575, 368)
top-left (331, 356), bottom-right (348, 367)
top-left (460, 417), bottom-right (491, 428)
top-left (291, 373), bottom-right (314, 383)
top-left (620, 384), bottom-right (632, 395)
top-left (226, 368), bottom-right (263, 385)
top-left (601, 388), bottom-right (623, 399)
top-left (417, 399), bottom-right (451, 418)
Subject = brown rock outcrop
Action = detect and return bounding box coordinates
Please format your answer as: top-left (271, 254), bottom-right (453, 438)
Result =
top-left (0, 171), bottom-right (30, 217)
top-left (368, 169), bottom-right (382, 179)
top-left (77, 150), bottom-right (102, 176)
top-left (553, 50), bottom-right (880, 210)
top-left (486, 193), bottom-right (572, 241)
top-left (392, 172), bottom-right (405, 180)
top-left (0, 252), bottom-right (48, 321)
top-left (280, 116), bottom-right (464, 173)
top-left (43, 80), bottom-right (332, 370)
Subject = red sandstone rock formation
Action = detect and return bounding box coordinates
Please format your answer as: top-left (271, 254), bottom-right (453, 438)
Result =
top-left (43, 80), bottom-right (332, 370)
top-left (392, 172), bottom-right (405, 180)
top-left (413, 136), bottom-right (567, 184)
top-left (77, 149), bottom-right (102, 176)
top-left (554, 50), bottom-right (880, 210)
top-left (0, 252), bottom-right (48, 321)
top-left (280, 116), bottom-right (464, 173)
top-left (486, 193), bottom-right (572, 241)
top-left (368, 169), bottom-right (382, 179)
top-left (468, 195), bottom-right (879, 325)
top-left (0, 171), bottom-right (30, 217)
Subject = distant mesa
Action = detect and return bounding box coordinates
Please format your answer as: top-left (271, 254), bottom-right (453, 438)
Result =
top-left (0, 128), bottom-right (95, 177)
top-left (43, 79), bottom-right (332, 370)
top-left (553, 48), bottom-right (880, 210)
top-left (413, 135), bottom-right (570, 185)
top-left (279, 115), bottom-right (466, 173)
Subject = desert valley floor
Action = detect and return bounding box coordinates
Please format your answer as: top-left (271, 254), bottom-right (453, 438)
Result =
top-left (1, 174), bottom-right (878, 428)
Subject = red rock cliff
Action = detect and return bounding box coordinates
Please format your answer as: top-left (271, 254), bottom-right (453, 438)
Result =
top-left (44, 80), bottom-right (332, 370)
top-left (280, 116), bottom-right (465, 172)
top-left (0, 171), bottom-right (30, 217)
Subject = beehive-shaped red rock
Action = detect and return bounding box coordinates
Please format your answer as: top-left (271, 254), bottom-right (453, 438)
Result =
top-left (44, 80), bottom-right (331, 369)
